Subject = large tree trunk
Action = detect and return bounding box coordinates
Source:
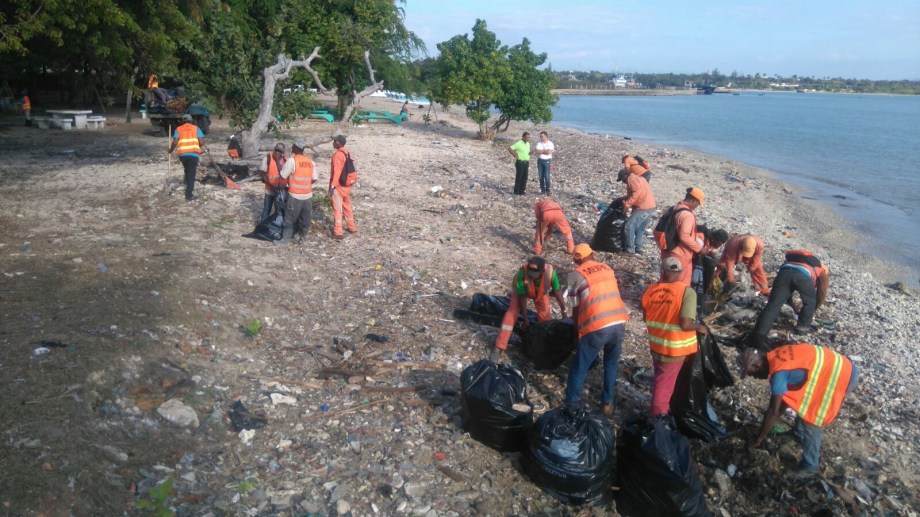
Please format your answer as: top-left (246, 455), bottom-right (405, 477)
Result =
top-left (240, 48), bottom-right (384, 158)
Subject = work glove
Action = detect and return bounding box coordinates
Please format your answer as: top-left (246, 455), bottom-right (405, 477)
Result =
top-left (488, 348), bottom-right (503, 363)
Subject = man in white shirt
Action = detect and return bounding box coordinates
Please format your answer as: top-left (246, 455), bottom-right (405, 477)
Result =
top-left (534, 131), bottom-right (555, 195)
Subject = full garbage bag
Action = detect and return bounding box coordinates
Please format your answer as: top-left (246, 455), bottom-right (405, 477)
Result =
top-left (699, 333), bottom-right (734, 388)
top-left (591, 198), bottom-right (627, 253)
top-left (670, 348), bottom-right (729, 442)
top-left (522, 318), bottom-right (577, 370)
top-left (616, 415), bottom-right (711, 517)
top-left (522, 404), bottom-right (615, 505)
top-left (243, 193), bottom-right (286, 242)
top-left (460, 360), bottom-right (533, 452)
top-left (453, 293), bottom-right (538, 329)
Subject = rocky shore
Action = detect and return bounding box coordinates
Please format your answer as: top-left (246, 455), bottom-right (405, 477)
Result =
top-left (0, 98), bottom-right (917, 515)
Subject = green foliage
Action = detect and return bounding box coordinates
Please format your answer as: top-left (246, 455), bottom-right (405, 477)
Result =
top-left (430, 20), bottom-right (556, 140)
top-left (136, 478), bottom-right (175, 517)
top-left (244, 319), bottom-right (262, 337)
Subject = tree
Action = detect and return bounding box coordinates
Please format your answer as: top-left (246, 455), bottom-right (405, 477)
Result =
top-left (490, 38), bottom-right (557, 134)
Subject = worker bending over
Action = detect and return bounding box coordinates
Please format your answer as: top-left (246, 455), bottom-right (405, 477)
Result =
top-left (753, 250), bottom-right (829, 338)
top-left (716, 234), bottom-right (769, 294)
top-left (490, 257), bottom-right (567, 362)
top-left (533, 199), bottom-right (575, 255)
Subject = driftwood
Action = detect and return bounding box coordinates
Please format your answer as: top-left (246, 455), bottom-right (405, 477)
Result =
top-left (667, 164), bottom-right (691, 172)
top-left (241, 48), bottom-right (385, 158)
top-left (316, 367), bottom-right (377, 379)
top-left (360, 385), bottom-right (422, 394)
top-left (247, 376), bottom-right (325, 390)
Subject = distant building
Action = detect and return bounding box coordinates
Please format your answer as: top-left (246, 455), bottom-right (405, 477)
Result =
top-left (610, 74), bottom-right (627, 89)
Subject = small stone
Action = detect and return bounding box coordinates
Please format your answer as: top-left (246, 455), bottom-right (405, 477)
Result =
top-left (270, 393), bottom-right (297, 405)
top-left (156, 399), bottom-right (199, 428)
top-left (276, 439), bottom-right (292, 450)
top-left (404, 481), bottom-right (427, 498)
top-left (336, 499), bottom-right (351, 515)
top-left (238, 429), bottom-right (256, 444)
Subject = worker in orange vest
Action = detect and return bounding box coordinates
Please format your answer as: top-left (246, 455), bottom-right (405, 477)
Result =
top-left (753, 250), bottom-right (829, 338)
top-left (715, 234), bottom-right (769, 294)
top-left (329, 135), bottom-right (357, 239)
top-left (18, 89), bottom-right (31, 126)
top-left (621, 151), bottom-right (651, 181)
top-left (275, 139), bottom-right (316, 246)
top-left (616, 167), bottom-right (656, 255)
top-left (656, 187), bottom-right (710, 285)
top-left (533, 199), bottom-right (575, 255)
top-left (564, 244), bottom-right (629, 416)
top-left (168, 114), bottom-right (204, 201)
top-left (739, 343), bottom-right (858, 478)
top-left (641, 257), bottom-right (709, 416)
top-left (259, 143), bottom-right (288, 223)
top-left (489, 256), bottom-right (567, 362)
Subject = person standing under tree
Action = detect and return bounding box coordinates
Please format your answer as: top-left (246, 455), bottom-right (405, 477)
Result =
top-left (534, 131), bottom-right (555, 195)
top-left (508, 132), bottom-right (531, 195)
top-left (168, 114), bottom-right (204, 202)
top-left (329, 135), bottom-right (358, 240)
top-left (275, 139), bottom-right (316, 246)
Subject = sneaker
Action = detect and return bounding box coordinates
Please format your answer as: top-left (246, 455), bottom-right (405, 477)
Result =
top-left (332, 234), bottom-right (344, 241)
top-left (273, 238), bottom-right (291, 247)
top-left (601, 403), bottom-right (614, 417)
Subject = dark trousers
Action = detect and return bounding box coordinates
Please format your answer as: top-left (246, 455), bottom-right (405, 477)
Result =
top-left (179, 155), bottom-right (199, 200)
top-left (513, 160), bottom-right (529, 195)
top-left (261, 190), bottom-right (287, 224)
top-left (282, 197), bottom-right (312, 241)
top-left (754, 268), bottom-right (817, 336)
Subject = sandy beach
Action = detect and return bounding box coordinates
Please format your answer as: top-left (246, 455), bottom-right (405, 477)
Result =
top-left (0, 96), bottom-right (917, 515)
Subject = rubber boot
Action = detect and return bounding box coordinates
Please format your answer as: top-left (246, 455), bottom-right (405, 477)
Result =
top-left (275, 226), bottom-right (294, 246)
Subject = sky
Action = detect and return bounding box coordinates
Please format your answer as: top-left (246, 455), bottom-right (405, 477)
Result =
top-left (402, 0), bottom-right (920, 80)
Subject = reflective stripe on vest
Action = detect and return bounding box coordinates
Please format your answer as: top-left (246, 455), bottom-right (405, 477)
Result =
top-left (175, 124), bottom-right (200, 155)
top-left (575, 261), bottom-right (628, 336)
top-left (641, 281), bottom-right (698, 357)
top-left (767, 344), bottom-right (853, 427)
top-left (264, 156), bottom-right (286, 190)
top-left (288, 154), bottom-right (314, 195)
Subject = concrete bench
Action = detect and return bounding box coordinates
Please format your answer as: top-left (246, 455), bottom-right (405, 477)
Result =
top-left (351, 110), bottom-right (408, 126)
top-left (49, 117), bottom-right (73, 130)
top-left (33, 116), bottom-right (53, 129)
top-left (307, 111), bottom-right (334, 123)
top-left (86, 116), bottom-right (106, 129)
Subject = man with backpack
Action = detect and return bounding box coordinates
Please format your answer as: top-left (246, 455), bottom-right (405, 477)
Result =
top-left (621, 152), bottom-right (651, 182)
top-left (275, 139), bottom-right (316, 246)
top-left (753, 250), bottom-right (829, 338)
top-left (616, 168), bottom-right (656, 255)
top-left (654, 187), bottom-right (709, 285)
top-left (329, 135), bottom-right (357, 240)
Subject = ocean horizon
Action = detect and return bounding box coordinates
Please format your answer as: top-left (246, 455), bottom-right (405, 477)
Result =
top-left (550, 92), bottom-right (920, 277)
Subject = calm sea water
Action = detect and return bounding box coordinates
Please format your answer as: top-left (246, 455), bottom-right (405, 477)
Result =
top-left (552, 93), bottom-right (920, 275)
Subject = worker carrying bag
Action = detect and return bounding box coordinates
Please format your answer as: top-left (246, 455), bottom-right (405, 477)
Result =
top-left (460, 360), bottom-right (533, 452)
top-left (590, 198), bottom-right (627, 253)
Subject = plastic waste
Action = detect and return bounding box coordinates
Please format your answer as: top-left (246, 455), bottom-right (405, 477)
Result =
top-left (616, 415), bottom-right (711, 517)
top-left (453, 293), bottom-right (537, 330)
top-left (242, 195), bottom-right (286, 242)
top-left (522, 318), bottom-right (577, 370)
top-left (522, 404), bottom-right (615, 505)
top-left (590, 198), bottom-right (627, 253)
top-left (699, 333), bottom-right (734, 388)
top-left (460, 359), bottom-right (533, 452)
top-left (670, 350), bottom-right (729, 443)
top-left (229, 400), bottom-right (268, 432)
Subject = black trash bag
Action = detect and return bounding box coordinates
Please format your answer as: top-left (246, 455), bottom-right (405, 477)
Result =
top-left (670, 349), bottom-right (729, 442)
top-left (700, 333), bottom-right (734, 388)
top-left (453, 293), bottom-right (538, 329)
top-left (243, 193), bottom-right (286, 241)
top-left (616, 415), bottom-right (711, 517)
top-left (460, 359), bottom-right (533, 452)
top-left (522, 404), bottom-right (615, 505)
top-left (591, 198), bottom-right (627, 253)
top-left (229, 400), bottom-right (267, 432)
top-left (522, 318), bottom-right (577, 370)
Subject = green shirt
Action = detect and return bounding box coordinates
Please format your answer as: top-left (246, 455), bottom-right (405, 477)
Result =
top-left (653, 286), bottom-right (698, 363)
top-left (513, 267), bottom-right (560, 296)
top-left (510, 140), bottom-right (531, 161)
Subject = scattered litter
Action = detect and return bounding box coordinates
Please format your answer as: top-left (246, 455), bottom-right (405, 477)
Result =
top-left (97, 263), bottom-right (109, 273)
top-left (229, 400), bottom-right (267, 432)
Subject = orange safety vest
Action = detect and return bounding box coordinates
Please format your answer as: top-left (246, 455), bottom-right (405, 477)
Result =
top-left (518, 263), bottom-right (555, 299)
top-left (641, 281), bottom-right (698, 357)
top-left (175, 123), bottom-right (200, 156)
top-left (574, 260), bottom-right (629, 337)
top-left (767, 344), bottom-right (853, 427)
top-left (21, 96), bottom-right (31, 111)
top-left (287, 154), bottom-right (314, 196)
top-left (263, 155), bottom-right (287, 191)
top-left (148, 74), bottom-right (159, 89)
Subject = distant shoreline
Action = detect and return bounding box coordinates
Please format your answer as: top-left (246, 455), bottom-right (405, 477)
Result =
top-left (552, 89), bottom-right (696, 96)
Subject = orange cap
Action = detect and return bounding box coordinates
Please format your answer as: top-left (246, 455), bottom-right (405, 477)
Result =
top-left (689, 187), bottom-right (705, 205)
top-left (573, 243), bottom-right (594, 261)
top-left (741, 236), bottom-right (757, 258)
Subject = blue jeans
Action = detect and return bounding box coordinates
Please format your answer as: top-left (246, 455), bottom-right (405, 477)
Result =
top-left (537, 159), bottom-right (552, 194)
top-left (624, 208), bottom-right (654, 253)
top-left (565, 323), bottom-right (624, 406)
top-left (796, 365), bottom-right (859, 472)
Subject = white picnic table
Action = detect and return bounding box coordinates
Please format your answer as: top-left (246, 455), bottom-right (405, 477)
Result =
top-left (46, 109), bottom-right (93, 129)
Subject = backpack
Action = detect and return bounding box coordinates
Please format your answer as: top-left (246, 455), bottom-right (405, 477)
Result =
top-left (339, 151), bottom-right (358, 187)
top-left (226, 133), bottom-right (242, 159)
top-left (634, 155), bottom-right (649, 170)
top-left (654, 206), bottom-right (690, 251)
